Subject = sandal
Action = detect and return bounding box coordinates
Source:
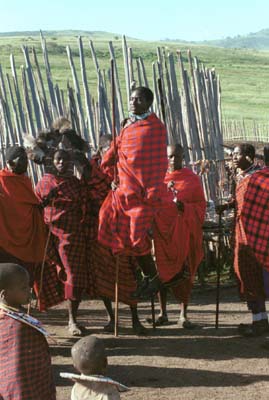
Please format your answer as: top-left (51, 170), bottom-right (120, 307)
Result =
top-left (238, 320), bottom-right (269, 337)
top-left (103, 320), bottom-right (115, 333)
top-left (132, 322), bottom-right (148, 336)
top-left (146, 315), bottom-right (169, 326)
top-left (178, 318), bottom-right (197, 330)
top-left (68, 323), bottom-right (83, 336)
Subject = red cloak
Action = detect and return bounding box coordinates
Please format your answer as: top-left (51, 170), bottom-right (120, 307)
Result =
top-left (98, 114), bottom-right (168, 256)
top-left (0, 312), bottom-right (56, 399)
top-left (0, 169), bottom-right (47, 263)
top-left (153, 168), bottom-right (206, 302)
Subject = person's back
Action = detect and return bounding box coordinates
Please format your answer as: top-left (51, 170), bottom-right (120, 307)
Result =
top-left (0, 263), bottom-right (56, 400)
top-left (62, 336), bottom-right (126, 400)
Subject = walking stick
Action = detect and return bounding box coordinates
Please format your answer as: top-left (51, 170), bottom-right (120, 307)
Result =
top-left (110, 59), bottom-right (119, 337)
top-left (36, 198), bottom-right (55, 310)
top-left (215, 209), bottom-right (223, 329)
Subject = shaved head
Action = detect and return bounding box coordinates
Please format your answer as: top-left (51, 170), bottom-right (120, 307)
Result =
top-left (0, 263), bottom-right (28, 291)
top-left (72, 335), bottom-right (107, 375)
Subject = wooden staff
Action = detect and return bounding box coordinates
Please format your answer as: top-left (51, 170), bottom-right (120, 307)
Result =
top-left (111, 59), bottom-right (119, 337)
top-left (215, 207), bottom-right (223, 329)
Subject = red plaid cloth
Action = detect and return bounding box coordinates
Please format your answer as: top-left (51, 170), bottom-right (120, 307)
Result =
top-left (0, 248), bottom-right (63, 311)
top-left (90, 242), bottom-right (138, 305)
top-left (153, 169), bottom-right (206, 302)
top-left (234, 168), bottom-right (267, 300)
top-left (35, 174), bottom-right (89, 300)
top-left (83, 162), bottom-right (138, 305)
top-left (98, 113), bottom-right (168, 255)
top-left (0, 312), bottom-right (56, 400)
top-left (241, 168), bottom-right (269, 270)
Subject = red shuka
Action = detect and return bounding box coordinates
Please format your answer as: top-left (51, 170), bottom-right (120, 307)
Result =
top-left (0, 169), bottom-right (47, 263)
top-left (0, 312), bottom-right (56, 400)
top-left (84, 160), bottom-right (138, 305)
top-left (98, 114), bottom-right (168, 256)
top-left (234, 168), bottom-right (269, 300)
top-left (35, 174), bottom-right (89, 299)
top-left (153, 168), bottom-right (206, 302)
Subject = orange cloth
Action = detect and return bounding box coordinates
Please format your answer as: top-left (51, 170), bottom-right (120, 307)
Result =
top-left (154, 168), bottom-right (206, 283)
top-left (0, 169), bottom-right (47, 263)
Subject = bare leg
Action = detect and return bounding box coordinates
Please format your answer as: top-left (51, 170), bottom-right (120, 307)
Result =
top-left (179, 303), bottom-right (188, 320)
top-left (178, 303), bottom-right (196, 329)
top-left (132, 254), bottom-right (161, 299)
top-left (67, 299), bottom-right (82, 335)
top-left (158, 287), bottom-right (168, 319)
top-left (130, 305), bottom-right (147, 335)
top-left (102, 297), bottom-right (115, 332)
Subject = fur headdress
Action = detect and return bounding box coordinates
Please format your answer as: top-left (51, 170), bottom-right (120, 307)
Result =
top-left (24, 118), bottom-right (90, 170)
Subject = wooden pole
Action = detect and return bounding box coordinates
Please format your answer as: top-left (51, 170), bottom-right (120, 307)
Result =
top-left (111, 59), bottom-right (119, 337)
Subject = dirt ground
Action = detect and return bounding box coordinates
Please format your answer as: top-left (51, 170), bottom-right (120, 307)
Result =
top-left (39, 286), bottom-right (269, 400)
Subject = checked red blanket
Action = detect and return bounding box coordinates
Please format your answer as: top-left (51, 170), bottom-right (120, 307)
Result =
top-left (98, 113), bottom-right (167, 256)
top-left (0, 311), bottom-right (56, 400)
top-left (241, 168), bottom-right (269, 270)
top-left (153, 168), bottom-right (206, 302)
top-left (84, 161), bottom-right (138, 305)
top-left (234, 167), bottom-right (268, 300)
top-left (36, 174), bottom-right (89, 299)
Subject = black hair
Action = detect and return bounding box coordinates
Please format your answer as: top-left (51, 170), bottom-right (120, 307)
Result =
top-left (132, 86), bottom-right (154, 106)
top-left (238, 143), bottom-right (255, 160)
top-left (0, 263), bottom-right (28, 291)
top-left (5, 146), bottom-right (26, 162)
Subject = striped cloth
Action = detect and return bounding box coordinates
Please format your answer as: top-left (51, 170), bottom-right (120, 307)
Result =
top-left (0, 248), bottom-right (63, 311)
top-left (0, 312), bottom-right (56, 400)
top-left (35, 174), bottom-right (90, 300)
top-left (98, 113), bottom-right (168, 256)
top-left (83, 161), bottom-right (138, 305)
top-left (241, 167), bottom-right (269, 270)
top-left (234, 167), bottom-right (267, 300)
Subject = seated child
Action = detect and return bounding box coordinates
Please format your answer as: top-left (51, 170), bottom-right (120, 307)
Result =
top-left (61, 335), bottom-right (129, 400)
top-left (0, 263), bottom-right (56, 400)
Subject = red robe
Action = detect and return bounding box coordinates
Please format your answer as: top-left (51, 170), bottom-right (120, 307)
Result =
top-left (153, 168), bottom-right (206, 303)
top-left (0, 312), bottom-right (56, 400)
top-left (234, 167), bottom-right (268, 300)
top-left (84, 160), bottom-right (138, 305)
top-left (0, 169), bottom-right (62, 311)
top-left (35, 174), bottom-right (89, 299)
top-left (0, 169), bottom-right (46, 263)
top-left (98, 114), bottom-right (168, 256)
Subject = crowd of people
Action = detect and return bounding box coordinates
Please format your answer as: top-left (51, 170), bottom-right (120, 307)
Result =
top-left (0, 86), bottom-right (268, 399)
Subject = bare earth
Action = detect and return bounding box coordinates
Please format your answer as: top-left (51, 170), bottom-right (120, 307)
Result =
top-left (39, 286), bottom-right (269, 400)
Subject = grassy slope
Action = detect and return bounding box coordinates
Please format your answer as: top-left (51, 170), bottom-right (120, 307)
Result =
top-left (0, 33), bottom-right (269, 123)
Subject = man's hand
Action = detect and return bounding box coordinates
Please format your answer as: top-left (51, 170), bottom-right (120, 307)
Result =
top-left (40, 187), bottom-right (58, 208)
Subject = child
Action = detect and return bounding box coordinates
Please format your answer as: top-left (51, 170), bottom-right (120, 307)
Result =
top-left (61, 335), bottom-right (129, 399)
top-left (0, 263), bottom-right (56, 400)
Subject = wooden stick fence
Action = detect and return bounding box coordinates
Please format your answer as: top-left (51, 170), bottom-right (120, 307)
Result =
top-left (0, 33), bottom-right (226, 200)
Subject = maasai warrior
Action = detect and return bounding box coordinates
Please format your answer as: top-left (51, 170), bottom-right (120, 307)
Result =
top-left (98, 87), bottom-right (168, 299)
top-left (81, 138), bottom-right (147, 334)
top-left (217, 143), bottom-right (269, 337)
top-left (152, 144), bottom-right (206, 327)
top-left (0, 146), bottom-right (62, 311)
top-left (0, 263), bottom-right (56, 399)
top-left (35, 149), bottom-right (89, 336)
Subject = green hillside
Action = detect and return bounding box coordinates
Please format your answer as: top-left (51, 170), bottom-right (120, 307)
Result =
top-left (201, 28), bottom-right (269, 50)
top-left (0, 31), bottom-right (268, 125)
